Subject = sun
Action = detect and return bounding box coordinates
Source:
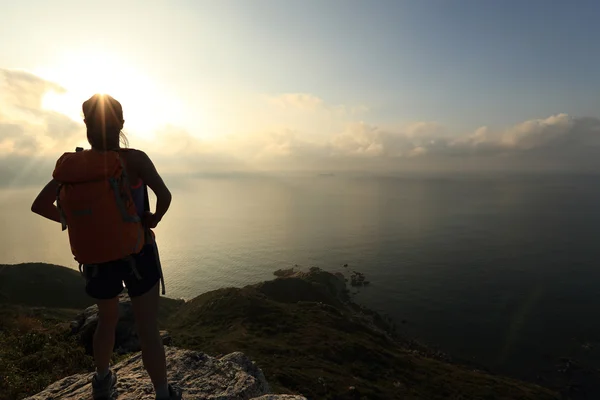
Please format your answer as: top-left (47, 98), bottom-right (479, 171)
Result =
top-left (38, 49), bottom-right (181, 140)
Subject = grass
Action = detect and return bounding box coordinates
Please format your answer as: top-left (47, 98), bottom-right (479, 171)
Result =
top-left (0, 263), bottom-right (183, 400)
top-left (0, 304), bottom-right (94, 400)
top-left (165, 269), bottom-right (560, 400)
top-left (0, 263), bottom-right (563, 400)
top-left (0, 263), bottom-right (94, 309)
top-left (0, 263), bottom-right (96, 399)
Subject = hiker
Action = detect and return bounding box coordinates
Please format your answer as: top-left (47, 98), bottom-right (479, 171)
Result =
top-left (31, 94), bottom-right (182, 400)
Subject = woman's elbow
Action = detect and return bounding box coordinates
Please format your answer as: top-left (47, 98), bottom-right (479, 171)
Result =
top-left (156, 188), bottom-right (172, 203)
top-left (31, 202), bottom-right (49, 216)
top-left (164, 189), bottom-right (172, 203)
top-left (31, 202), bottom-right (41, 214)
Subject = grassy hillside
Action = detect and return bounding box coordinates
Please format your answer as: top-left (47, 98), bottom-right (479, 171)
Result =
top-left (0, 263), bottom-right (565, 400)
top-left (0, 304), bottom-right (94, 400)
top-left (0, 262), bottom-right (95, 399)
top-left (165, 268), bottom-right (560, 400)
top-left (0, 263), bottom-right (94, 309)
top-left (0, 263), bottom-right (184, 400)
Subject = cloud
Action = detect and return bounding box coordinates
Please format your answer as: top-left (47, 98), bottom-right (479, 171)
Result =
top-left (146, 107), bottom-right (600, 174)
top-left (327, 114), bottom-right (600, 159)
top-left (1, 69), bottom-right (65, 111)
top-left (330, 122), bottom-right (383, 156)
top-left (0, 122), bottom-right (26, 145)
top-left (0, 120), bottom-right (40, 155)
top-left (269, 93), bottom-right (325, 111)
top-left (0, 153), bottom-right (57, 188)
top-left (226, 113), bottom-right (600, 173)
top-left (268, 93), bottom-right (368, 116)
top-left (0, 69), bottom-right (81, 156)
top-left (2, 68), bottom-right (600, 182)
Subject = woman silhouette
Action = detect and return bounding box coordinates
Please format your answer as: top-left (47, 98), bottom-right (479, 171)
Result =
top-left (31, 94), bottom-right (182, 400)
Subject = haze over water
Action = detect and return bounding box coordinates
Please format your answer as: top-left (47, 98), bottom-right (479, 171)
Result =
top-left (3, 172), bottom-right (600, 381)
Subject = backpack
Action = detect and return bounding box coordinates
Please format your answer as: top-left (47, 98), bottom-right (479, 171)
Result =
top-left (52, 149), bottom-right (145, 264)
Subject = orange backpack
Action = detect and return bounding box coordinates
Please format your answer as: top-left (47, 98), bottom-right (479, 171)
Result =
top-left (52, 149), bottom-right (145, 265)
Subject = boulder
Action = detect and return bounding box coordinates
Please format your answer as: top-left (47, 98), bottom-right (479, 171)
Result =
top-left (26, 347), bottom-right (306, 399)
top-left (70, 293), bottom-right (170, 354)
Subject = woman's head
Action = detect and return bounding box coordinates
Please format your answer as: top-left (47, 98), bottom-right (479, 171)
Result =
top-left (82, 94), bottom-right (128, 150)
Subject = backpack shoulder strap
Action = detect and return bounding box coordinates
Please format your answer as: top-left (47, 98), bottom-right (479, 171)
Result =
top-left (55, 183), bottom-right (67, 231)
top-left (143, 184), bottom-right (150, 212)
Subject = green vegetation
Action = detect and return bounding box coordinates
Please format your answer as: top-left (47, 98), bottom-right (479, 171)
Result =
top-left (0, 263), bottom-right (561, 400)
top-left (0, 304), bottom-right (94, 400)
top-left (0, 263), bottom-right (181, 400)
top-left (0, 263), bottom-right (94, 309)
top-left (165, 269), bottom-right (559, 400)
top-left (0, 263), bottom-right (94, 399)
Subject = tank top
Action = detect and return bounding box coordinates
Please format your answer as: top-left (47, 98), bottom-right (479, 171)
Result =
top-left (130, 179), bottom-right (145, 218)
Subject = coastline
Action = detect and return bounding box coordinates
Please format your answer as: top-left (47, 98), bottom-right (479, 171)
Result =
top-left (0, 262), bottom-right (565, 399)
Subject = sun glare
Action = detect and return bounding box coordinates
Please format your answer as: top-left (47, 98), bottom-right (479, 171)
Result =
top-left (38, 49), bottom-right (182, 140)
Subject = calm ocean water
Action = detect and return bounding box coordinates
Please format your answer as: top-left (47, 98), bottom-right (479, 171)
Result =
top-left (2, 173), bottom-right (600, 381)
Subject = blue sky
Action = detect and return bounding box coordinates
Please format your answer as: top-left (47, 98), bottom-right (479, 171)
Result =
top-left (3, 1), bottom-right (600, 126)
top-left (2, 0), bottom-right (600, 174)
top-left (209, 0), bottom-right (600, 127)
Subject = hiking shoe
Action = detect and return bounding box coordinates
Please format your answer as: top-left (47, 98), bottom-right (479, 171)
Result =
top-left (91, 370), bottom-right (117, 400)
top-left (158, 384), bottom-right (183, 400)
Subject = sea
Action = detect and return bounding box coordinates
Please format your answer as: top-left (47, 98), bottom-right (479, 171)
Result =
top-left (2, 172), bottom-right (600, 383)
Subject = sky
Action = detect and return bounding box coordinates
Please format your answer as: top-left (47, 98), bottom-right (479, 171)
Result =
top-left (2, 0), bottom-right (600, 185)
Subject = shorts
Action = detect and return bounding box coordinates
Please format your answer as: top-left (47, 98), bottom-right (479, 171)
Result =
top-left (82, 243), bottom-right (162, 299)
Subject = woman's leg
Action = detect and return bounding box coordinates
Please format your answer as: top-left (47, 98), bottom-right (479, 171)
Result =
top-left (94, 297), bottom-right (120, 374)
top-left (131, 282), bottom-right (168, 389)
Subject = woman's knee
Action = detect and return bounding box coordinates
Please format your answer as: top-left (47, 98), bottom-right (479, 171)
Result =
top-left (97, 298), bottom-right (120, 329)
top-left (135, 317), bottom-right (160, 342)
top-left (98, 313), bottom-right (119, 330)
top-left (131, 284), bottom-right (160, 338)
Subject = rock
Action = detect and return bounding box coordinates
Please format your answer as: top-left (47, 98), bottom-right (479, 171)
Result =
top-left (220, 352), bottom-right (270, 394)
top-left (26, 347), bottom-right (304, 399)
top-left (295, 267), bottom-right (347, 300)
top-left (346, 385), bottom-right (361, 399)
top-left (274, 268), bottom-right (295, 278)
top-left (71, 293), bottom-right (170, 354)
top-left (349, 271), bottom-right (369, 287)
top-left (160, 330), bottom-right (172, 346)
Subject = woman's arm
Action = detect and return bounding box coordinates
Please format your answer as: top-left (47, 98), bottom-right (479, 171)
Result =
top-left (31, 180), bottom-right (61, 223)
top-left (134, 150), bottom-right (172, 228)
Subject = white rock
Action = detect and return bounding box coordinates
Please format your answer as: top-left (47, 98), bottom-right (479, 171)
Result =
top-left (26, 347), bottom-right (288, 400)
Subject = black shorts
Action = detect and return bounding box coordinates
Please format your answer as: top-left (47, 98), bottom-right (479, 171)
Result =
top-left (83, 243), bottom-right (162, 299)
